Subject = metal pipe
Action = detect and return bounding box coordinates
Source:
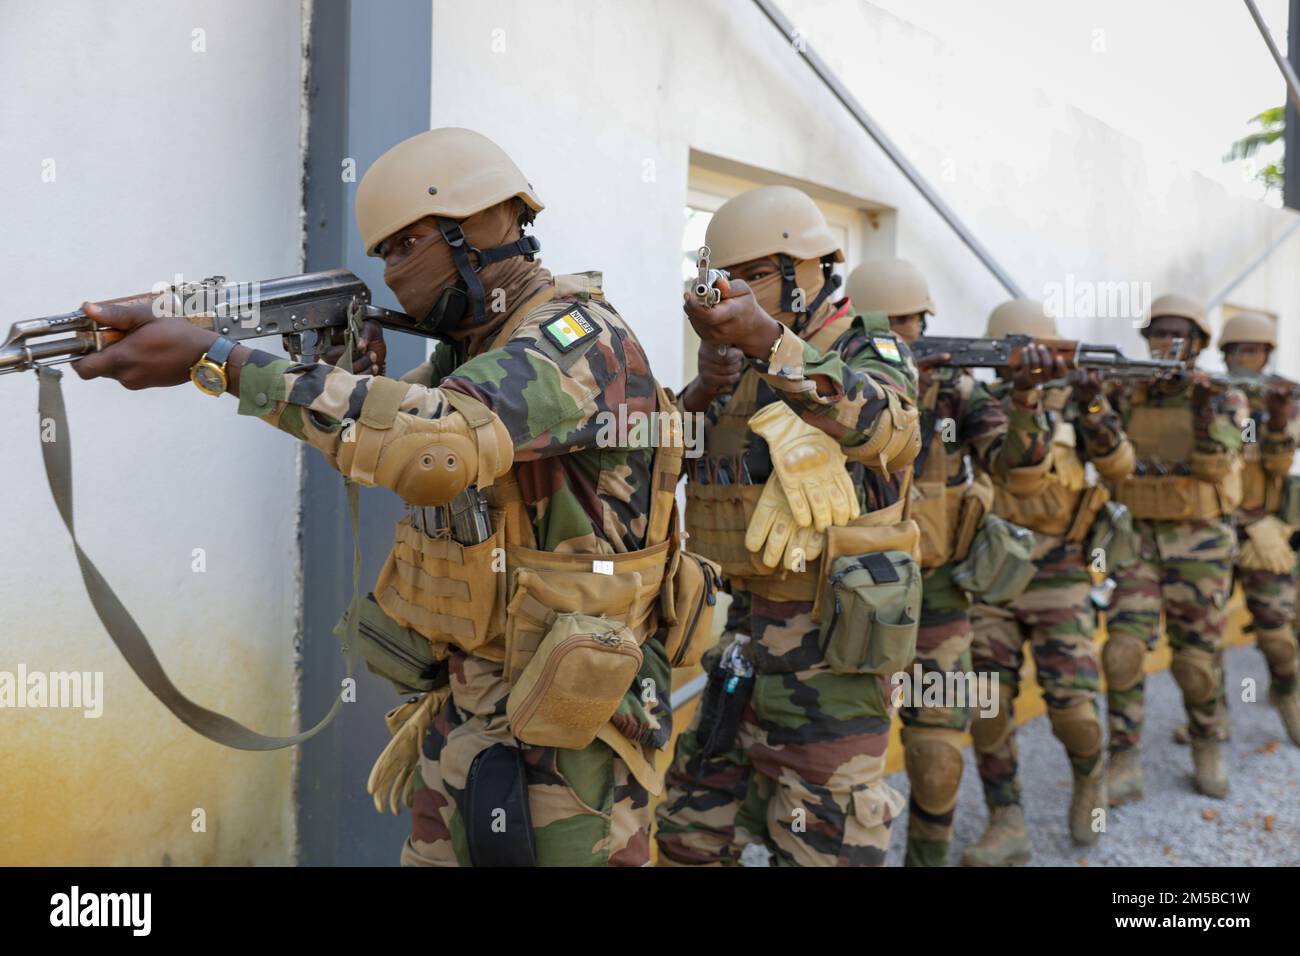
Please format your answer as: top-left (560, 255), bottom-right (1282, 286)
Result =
top-left (1244, 0), bottom-right (1300, 112)
top-left (1207, 215), bottom-right (1300, 308)
top-left (749, 0), bottom-right (1024, 298)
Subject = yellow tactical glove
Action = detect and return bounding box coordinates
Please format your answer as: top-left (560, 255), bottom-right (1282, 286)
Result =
top-left (747, 402), bottom-right (858, 531)
top-left (367, 686), bottom-right (450, 815)
top-left (745, 478), bottom-right (828, 570)
top-left (1239, 515), bottom-right (1296, 574)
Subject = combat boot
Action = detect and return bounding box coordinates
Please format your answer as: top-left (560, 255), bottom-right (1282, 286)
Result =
top-left (1191, 738), bottom-right (1229, 798)
top-left (1106, 748), bottom-right (1144, 806)
top-left (1269, 685), bottom-right (1300, 747)
top-left (960, 805), bottom-right (1031, 867)
top-left (1069, 763), bottom-right (1107, 846)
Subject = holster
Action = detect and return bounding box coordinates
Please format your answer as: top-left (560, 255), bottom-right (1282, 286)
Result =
top-left (464, 743), bottom-right (537, 867)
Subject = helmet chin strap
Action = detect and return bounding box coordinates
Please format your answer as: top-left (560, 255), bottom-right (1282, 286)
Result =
top-left (418, 215), bottom-right (541, 337)
top-left (779, 254), bottom-right (843, 332)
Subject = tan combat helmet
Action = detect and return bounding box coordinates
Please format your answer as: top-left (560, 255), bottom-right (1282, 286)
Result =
top-left (985, 298), bottom-right (1058, 338)
top-left (705, 185), bottom-right (845, 318)
top-left (704, 185), bottom-right (844, 269)
top-left (355, 127), bottom-right (544, 257)
top-left (1219, 312), bottom-right (1276, 350)
top-left (846, 257), bottom-right (935, 317)
top-left (1141, 292), bottom-right (1211, 340)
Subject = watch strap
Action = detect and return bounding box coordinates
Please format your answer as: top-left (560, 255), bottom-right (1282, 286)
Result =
top-left (204, 335), bottom-right (237, 366)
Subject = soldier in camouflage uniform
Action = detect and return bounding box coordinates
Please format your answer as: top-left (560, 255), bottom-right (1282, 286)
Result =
top-left (654, 187), bottom-right (923, 866)
top-left (1214, 314), bottom-right (1300, 746)
top-left (1102, 294), bottom-right (1250, 801)
top-left (962, 300), bottom-right (1134, 866)
top-left (846, 261), bottom-right (1053, 867)
top-left (74, 128), bottom-right (685, 866)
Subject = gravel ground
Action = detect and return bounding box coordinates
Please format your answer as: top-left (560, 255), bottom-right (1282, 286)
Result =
top-left (884, 645), bottom-right (1300, 866)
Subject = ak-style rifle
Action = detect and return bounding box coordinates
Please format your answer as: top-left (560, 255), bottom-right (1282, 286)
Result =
top-left (909, 335), bottom-right (1183, 378)
top-left (0, 269), bottom-right (421, 375)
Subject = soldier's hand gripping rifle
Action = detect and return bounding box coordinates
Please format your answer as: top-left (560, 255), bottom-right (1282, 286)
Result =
top-left (908, 335), bottom-right (1184, 379)
top-left (0, 269), bottom-right (426, 376)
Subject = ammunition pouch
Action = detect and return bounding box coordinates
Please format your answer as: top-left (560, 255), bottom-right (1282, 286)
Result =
top-left (993, 475), bottom-right (1108, 541)
top-left (818, 550), bottom-right (921, 676)
top-left (464, 743), bottom-right (537, 867)
top-left (1280, 475), bottom-right (1300, 527)
top-left (1112, 474), bottom-right (1232, 522)
top-left (950, 513), bottom-right (1038, 604)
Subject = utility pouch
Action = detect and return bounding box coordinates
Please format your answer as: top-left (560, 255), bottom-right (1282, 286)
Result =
top-left (952, 476), bottom-right (995, 563)
top-left (1086, 500), bottom-right (1140, 571)
top-left (503, 564), bottom-right (648, 684)
top-left (660, 548), bottom-right (723, 669)
top-left (811, 517), bottom-right (921, 621)
top-left (950, 514), bottom-right (1037, 604)
top-left (911, 483), bottom-right (956, 569)
top-left (1279, 474), bottom-right (1300, 528)
top-left (819, 551), bottom-right (921, 675)
top-left (464, 743), bottom-right (537, 867)
top-left (696, 655), bottom-right (756, 758)
top-left (374, 509), bottom-right (506, 653)
top-left (1064, 483), bottom-right (1110, 543)
top-left (334, 593), bottom-right (444, 695)
top-left (506, 613), bottom-right (643, 750)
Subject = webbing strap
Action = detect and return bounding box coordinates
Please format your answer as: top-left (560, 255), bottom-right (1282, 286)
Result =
top-left (35, 367), bottom-right (357, 749)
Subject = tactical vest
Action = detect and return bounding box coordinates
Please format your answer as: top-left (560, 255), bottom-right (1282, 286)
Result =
top-left (1110, 383), bottom-right (1241, 521)
top-left (366, 275), bottom-right (697, 787)
top-left (682, 308), bottom-right (911, 601)
top-left (990, 417), bottom-right (1108, 541)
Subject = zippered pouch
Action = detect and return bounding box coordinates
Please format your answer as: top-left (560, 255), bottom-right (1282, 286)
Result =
top-left (334, 592), bottom-right (443, 695)
top-left (660, 549), bottom-right (722, 670)
top-left (506, 613), bottom-right (643, 749)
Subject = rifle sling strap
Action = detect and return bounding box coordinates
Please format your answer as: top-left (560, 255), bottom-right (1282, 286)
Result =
top-left (35, 365), bottom-right (357, 751)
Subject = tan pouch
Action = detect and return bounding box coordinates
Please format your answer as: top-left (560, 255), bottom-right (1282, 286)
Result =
top-left (952, 476), bottom-right (994, 563)
top-left (912, 483), bottom-right (954, 569)
top-left (1239, 515), bottom-right (1296, 573)
top-left (812, 518), bottom-right (921, 621)
top-left (506, 613), bottom-right (643, 749)
top-left (661, 548), bottom-right (723, 669)
top-left (374, 511), bottom-right (506, 653)
top-left (1064, 483), bottom-right (1110, 543)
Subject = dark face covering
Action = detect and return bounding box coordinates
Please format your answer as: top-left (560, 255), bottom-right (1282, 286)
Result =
top-left (382, 200), bottom-right (551, 354)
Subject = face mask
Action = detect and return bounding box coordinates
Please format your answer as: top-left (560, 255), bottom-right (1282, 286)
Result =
top-left (382, 230), bottom-right (460, 321)
top-left (746, 258), bottom-right (834, 325)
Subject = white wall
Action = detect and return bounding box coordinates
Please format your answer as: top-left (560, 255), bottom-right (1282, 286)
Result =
top-left (0, 0), bottom-right (304, 864)
top-left (428, 0), bottom-right (1298, 388)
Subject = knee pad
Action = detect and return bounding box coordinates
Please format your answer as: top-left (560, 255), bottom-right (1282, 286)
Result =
top-left (1102, 634), bottom-right (1147, 691)
top-left (901, 727), bottom-right (965, 816)
top-left (969, 681), bottom-right (1015, 755)
top-left (1170, 648), bottom-right (1219, 706)
top-left (1256, 628), bottom-right (1299, 671)
top-left (1047, 701), bottom-right (1102, 760)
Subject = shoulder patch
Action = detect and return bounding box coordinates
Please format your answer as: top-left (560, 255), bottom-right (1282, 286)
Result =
top-left (868, 333), bottom-right (904, 365)
top-left (542, 304), bottom-right (600, 353)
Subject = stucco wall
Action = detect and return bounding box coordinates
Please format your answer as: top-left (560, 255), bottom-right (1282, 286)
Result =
top-left (0, 0), bottom-right (304, 865)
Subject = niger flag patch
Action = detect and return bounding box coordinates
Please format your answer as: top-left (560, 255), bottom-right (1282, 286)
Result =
top-left (542, 305), bottom-right (600, 352)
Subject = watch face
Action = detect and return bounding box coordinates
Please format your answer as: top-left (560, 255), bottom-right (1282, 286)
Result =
top-left (192, 362), bottom-right (225, 395)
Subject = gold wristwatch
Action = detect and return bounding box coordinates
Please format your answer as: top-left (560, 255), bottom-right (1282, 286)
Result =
top-left (764, 326), bottom-right (785, 368)
top-left (190, 336), bottom-right (238, 396)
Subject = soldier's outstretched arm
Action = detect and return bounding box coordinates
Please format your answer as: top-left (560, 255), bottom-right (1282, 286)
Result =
top-left (1071, 378), bottom-right (1136, 482)
top-left (968, 377), bottom-right (1052, 493)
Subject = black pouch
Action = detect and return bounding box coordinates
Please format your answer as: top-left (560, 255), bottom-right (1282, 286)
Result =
top-left (464, 743), bottom-right (537, 867)
top-left (334, 593), bottom-right (444, 695)
top-left (696, 657), bottom-right (755, 759)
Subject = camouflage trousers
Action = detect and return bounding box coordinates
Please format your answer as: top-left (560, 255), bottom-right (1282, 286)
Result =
top-left (654, 592), bottom-right (904, 867)
top-left (1104, 518), bottom-right (1235, 752)
top-left (402, 652), bottom-right (653, 867)
top-left (969, 535), bottom-right (1103, 810)
top-left (898, 563), bottom-right (973, 866)
top-left (1236, 536), bottom-right (1299, 696)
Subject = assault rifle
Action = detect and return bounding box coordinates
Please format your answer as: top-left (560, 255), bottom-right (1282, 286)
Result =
top-left (692, 245), bottom-right (728, 309)
top-left (0, 269), bottom-right (422, 375)
top-left (909, 335), bottom-right (1183, 378)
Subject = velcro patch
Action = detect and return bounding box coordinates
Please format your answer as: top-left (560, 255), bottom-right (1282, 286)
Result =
top-left (542, 305), bottom-right (600, 353)
top-left (870, 334), bottom-right (904, 364)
